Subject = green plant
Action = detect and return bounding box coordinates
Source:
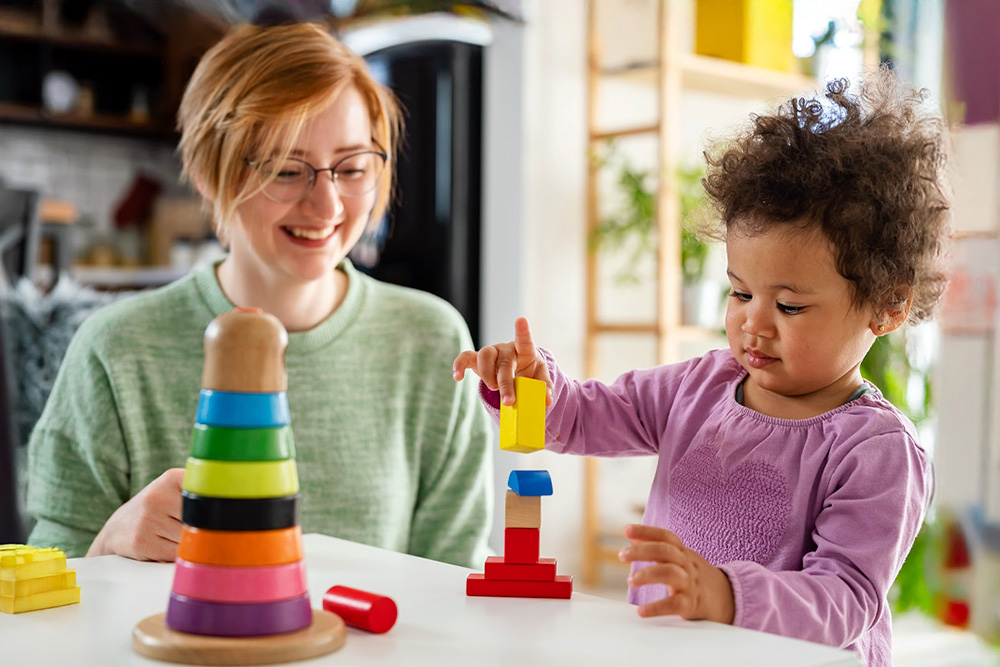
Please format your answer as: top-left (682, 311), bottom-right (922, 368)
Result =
top-left (590, 143), bottom-right (710, 285)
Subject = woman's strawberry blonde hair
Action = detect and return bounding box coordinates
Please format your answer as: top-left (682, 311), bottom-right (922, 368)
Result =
top-left (177, 22), bottom-right (401, 238)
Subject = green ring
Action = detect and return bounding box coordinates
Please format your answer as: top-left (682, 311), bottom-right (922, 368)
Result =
top-left (182, 458), bottom-right (299, 498)
top-left (189, 424), bottom-right (295, 462)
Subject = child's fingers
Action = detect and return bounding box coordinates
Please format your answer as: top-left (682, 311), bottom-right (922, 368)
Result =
top-left (513, 317), bottom-right (538, 367)
top-left (496, 348), bottom-right (518, 406)
top-left (624, 523), bottom-right (678, 543)
top-left (627, 562), bottom-right (690, 591)
top-left (452, 350), bottom-right (480, 381)
top-left (623, 524), bottom-right (685, 548)
top-left (636, 592), bottom-right (697, 620)
top-left (476, 346), bottom-right (501, 391)
top-left (619, 540), bottom-right (686, 566)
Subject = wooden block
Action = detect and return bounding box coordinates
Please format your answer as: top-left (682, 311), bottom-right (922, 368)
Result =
top-left (466, 574), bottom-right (572, 599)
top-left (484, 557), bottom-right (557, 581)
top-left (504, 528), bottom-right (539, 564)
top-left (0, 570), bottom-right (76, 597)
top-left (500, 377), bottom-right (546, 453)
top-left (1, 585), bottom-right (80, 613)
top-left (0, 545), bottom-right (66, 581)
top-left (507, 469), bottom-right (553, 496)
top-left (505, 490), bottom-right (541, 529)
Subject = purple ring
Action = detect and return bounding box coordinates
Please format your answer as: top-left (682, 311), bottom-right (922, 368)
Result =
top-left (166, 591), bottom-right (312, 637)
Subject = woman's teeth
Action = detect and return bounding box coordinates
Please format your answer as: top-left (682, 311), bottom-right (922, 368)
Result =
top-left (286, 226), bottom-right (334, 240)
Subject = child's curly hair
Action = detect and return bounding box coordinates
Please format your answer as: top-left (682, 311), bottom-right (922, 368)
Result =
top-left (702, 67), bottom-right (950, 324)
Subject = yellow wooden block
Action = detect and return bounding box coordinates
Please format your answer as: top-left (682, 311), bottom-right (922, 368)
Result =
top-left (500, 377), bottom-right (546, 453)
top-left (695, 0), bottom-right (795, 73)
top-left (0, 545), bottom-right (67, 581)
top-left (0, 586), bottom-right (80, 614)
top-left (505, 490), bottom-right (541, 529)
top-left (0, 570), bottom-right (76, 597)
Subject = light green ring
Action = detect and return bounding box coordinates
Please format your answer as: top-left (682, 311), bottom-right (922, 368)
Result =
top-left (182, 458), bottom-right (299, 498)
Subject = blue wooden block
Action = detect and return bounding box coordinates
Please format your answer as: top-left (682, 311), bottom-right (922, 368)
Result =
top-left (507, 470), bottom-right (553, 497)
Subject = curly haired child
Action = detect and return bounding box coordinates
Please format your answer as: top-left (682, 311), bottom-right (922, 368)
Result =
top-left (454, 68), bottom-right (950, 667)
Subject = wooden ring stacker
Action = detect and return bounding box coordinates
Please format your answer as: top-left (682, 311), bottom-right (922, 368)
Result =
top-left (189, 424), bottom-right (295, 461)
top-left (133, 309), bottom-right (344, 664)
top-left (178, 526), bottom-right (303, 567)
top-left (182, 492), bottom-right (299, 531)
top-left (171, 559), bottom-right (307, 603)
top-left (182, 458), bottom-right (299, 498)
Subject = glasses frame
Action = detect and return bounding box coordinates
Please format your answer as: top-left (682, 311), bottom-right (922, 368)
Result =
top-left (244, 149), bottom-right (389, 203)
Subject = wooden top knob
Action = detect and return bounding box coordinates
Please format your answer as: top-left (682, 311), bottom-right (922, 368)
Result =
top-left (202, 308), bottom-right (288, 393)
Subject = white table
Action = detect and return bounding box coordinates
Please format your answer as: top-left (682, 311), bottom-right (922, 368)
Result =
top-left (0, 533), bottom-right (861, 666)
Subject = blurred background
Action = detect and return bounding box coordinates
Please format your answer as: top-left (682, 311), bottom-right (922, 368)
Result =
top-left (0, 1), bottom-right (998, 664)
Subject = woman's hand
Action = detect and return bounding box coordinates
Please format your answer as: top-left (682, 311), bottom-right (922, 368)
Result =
top-left (86, 468), bottom-right (185, 562)
top-left (619, 523), bottom-right (735, 624)
top-left (453, 317), bottom-right (553, 406)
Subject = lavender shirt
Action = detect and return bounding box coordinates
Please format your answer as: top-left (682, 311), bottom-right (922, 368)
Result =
top-left (481, 348), bottom-right (931, 667)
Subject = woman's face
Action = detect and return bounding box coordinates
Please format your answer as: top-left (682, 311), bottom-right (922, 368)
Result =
top-left (228, 85), bottom-right (378, 287)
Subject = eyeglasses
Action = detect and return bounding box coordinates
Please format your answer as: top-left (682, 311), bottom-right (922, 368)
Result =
top-left (245, 150), bottom-right (388, 203)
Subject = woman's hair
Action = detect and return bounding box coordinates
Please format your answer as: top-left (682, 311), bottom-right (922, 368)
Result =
top-left (177, 22), bottom-right (401, 237)
top-left (702, 67), bottom-right (950, 324)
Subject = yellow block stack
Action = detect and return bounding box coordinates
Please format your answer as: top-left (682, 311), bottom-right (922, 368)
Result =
top-left (0, 545), bottom-right (80, 614)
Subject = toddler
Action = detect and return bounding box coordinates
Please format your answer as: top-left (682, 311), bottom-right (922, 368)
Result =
top-left (454, 69), bottom-right (950, 667)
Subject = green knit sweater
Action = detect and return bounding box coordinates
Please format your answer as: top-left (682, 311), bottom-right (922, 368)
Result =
top-left (26, 259), bottom-right (493, 567)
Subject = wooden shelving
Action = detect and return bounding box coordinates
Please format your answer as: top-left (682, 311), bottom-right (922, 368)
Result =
top-left (0, 2), bottom-right (223, 140)
top-left (581, 0), bottom-right (816, 588)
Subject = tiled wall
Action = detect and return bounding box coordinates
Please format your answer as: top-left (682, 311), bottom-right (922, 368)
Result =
top-left (0, 124), bottom-right (188, 232)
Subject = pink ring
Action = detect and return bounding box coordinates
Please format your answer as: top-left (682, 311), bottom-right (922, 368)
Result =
top-left (171, 559), bottom-right (308, 603)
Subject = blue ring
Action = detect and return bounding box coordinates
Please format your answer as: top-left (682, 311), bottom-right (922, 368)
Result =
top-left (196, 390), bottom-right (290, 428)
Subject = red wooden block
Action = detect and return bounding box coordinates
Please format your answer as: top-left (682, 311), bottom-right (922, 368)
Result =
top-left (484, 556), bottom-right (557, 581)
top-left (322, 585), bottom-right (397, 634)
top-left (466, 574), bottom-right (573, 599)
top-left (504, 528), bottom-right (539, 564)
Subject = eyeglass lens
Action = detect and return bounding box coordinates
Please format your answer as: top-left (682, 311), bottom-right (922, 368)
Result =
top-left (258, 152), bottom-right (385, 202)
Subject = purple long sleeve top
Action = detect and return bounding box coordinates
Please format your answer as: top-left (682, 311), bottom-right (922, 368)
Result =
top-left (481, 348), bottom-right (931, 667)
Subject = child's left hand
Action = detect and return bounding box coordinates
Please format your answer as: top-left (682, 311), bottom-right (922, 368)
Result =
top-left (619, 524), bottom-right (735, 624)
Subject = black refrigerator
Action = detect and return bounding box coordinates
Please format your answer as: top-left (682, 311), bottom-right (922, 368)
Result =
top-left (351, 40), bottom-right (483, 345)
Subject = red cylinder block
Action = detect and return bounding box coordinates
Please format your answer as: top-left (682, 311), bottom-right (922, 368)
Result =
top-left (322, 585), bottom-right (397, 634)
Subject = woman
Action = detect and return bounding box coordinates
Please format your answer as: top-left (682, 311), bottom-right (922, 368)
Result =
top-left (25, 22), bottom-right (493, 568)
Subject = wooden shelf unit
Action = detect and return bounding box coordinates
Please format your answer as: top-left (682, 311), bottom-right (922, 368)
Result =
top-left (581, 0), bottom-right (817, 587)
top-left (0, 2), bottom-right (223, 140)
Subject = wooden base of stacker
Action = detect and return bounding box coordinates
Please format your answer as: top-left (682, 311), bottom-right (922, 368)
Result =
top-left (131, 609), bottom-right (346, 665)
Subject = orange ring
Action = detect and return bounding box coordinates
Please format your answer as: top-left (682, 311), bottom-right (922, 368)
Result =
top-left (178, 526), bottom-right (303, 567)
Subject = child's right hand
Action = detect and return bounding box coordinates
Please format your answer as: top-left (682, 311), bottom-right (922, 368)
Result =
top-left (453, 317), bottom-right (553, 407)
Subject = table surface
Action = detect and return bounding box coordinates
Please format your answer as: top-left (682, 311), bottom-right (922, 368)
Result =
top-left (0, 533), bottom-right (861, 666)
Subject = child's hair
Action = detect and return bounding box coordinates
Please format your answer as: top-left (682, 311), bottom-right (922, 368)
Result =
top-left (177, 22), bottom-right (402, 239)
top-left (702, 67), bottom-right (950, 324)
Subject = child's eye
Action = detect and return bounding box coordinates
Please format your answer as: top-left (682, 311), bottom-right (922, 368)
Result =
top-left (778, 303), bottom-right (804, 315)
top-left (729, 291), bottom-right (751, 302)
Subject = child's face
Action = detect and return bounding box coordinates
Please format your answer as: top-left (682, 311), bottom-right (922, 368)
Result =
top-left (227, 85), bottom-right (378, 287)
top-left (724, 223), bottom-right (879, 418)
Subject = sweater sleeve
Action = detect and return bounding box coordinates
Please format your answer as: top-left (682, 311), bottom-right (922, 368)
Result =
top-left (719, 430), bottom-right (931, 648)
top-left (479, 348), bottom-right (676, 457)
top-left (25, 322), bottom-right (130, 557)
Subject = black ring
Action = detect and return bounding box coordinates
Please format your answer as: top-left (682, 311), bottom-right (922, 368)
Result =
top-left (182, 491), bottom-right (299, 531)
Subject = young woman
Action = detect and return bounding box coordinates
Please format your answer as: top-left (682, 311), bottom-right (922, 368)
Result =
top-left (26, 22), bottom-right (492, 568)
